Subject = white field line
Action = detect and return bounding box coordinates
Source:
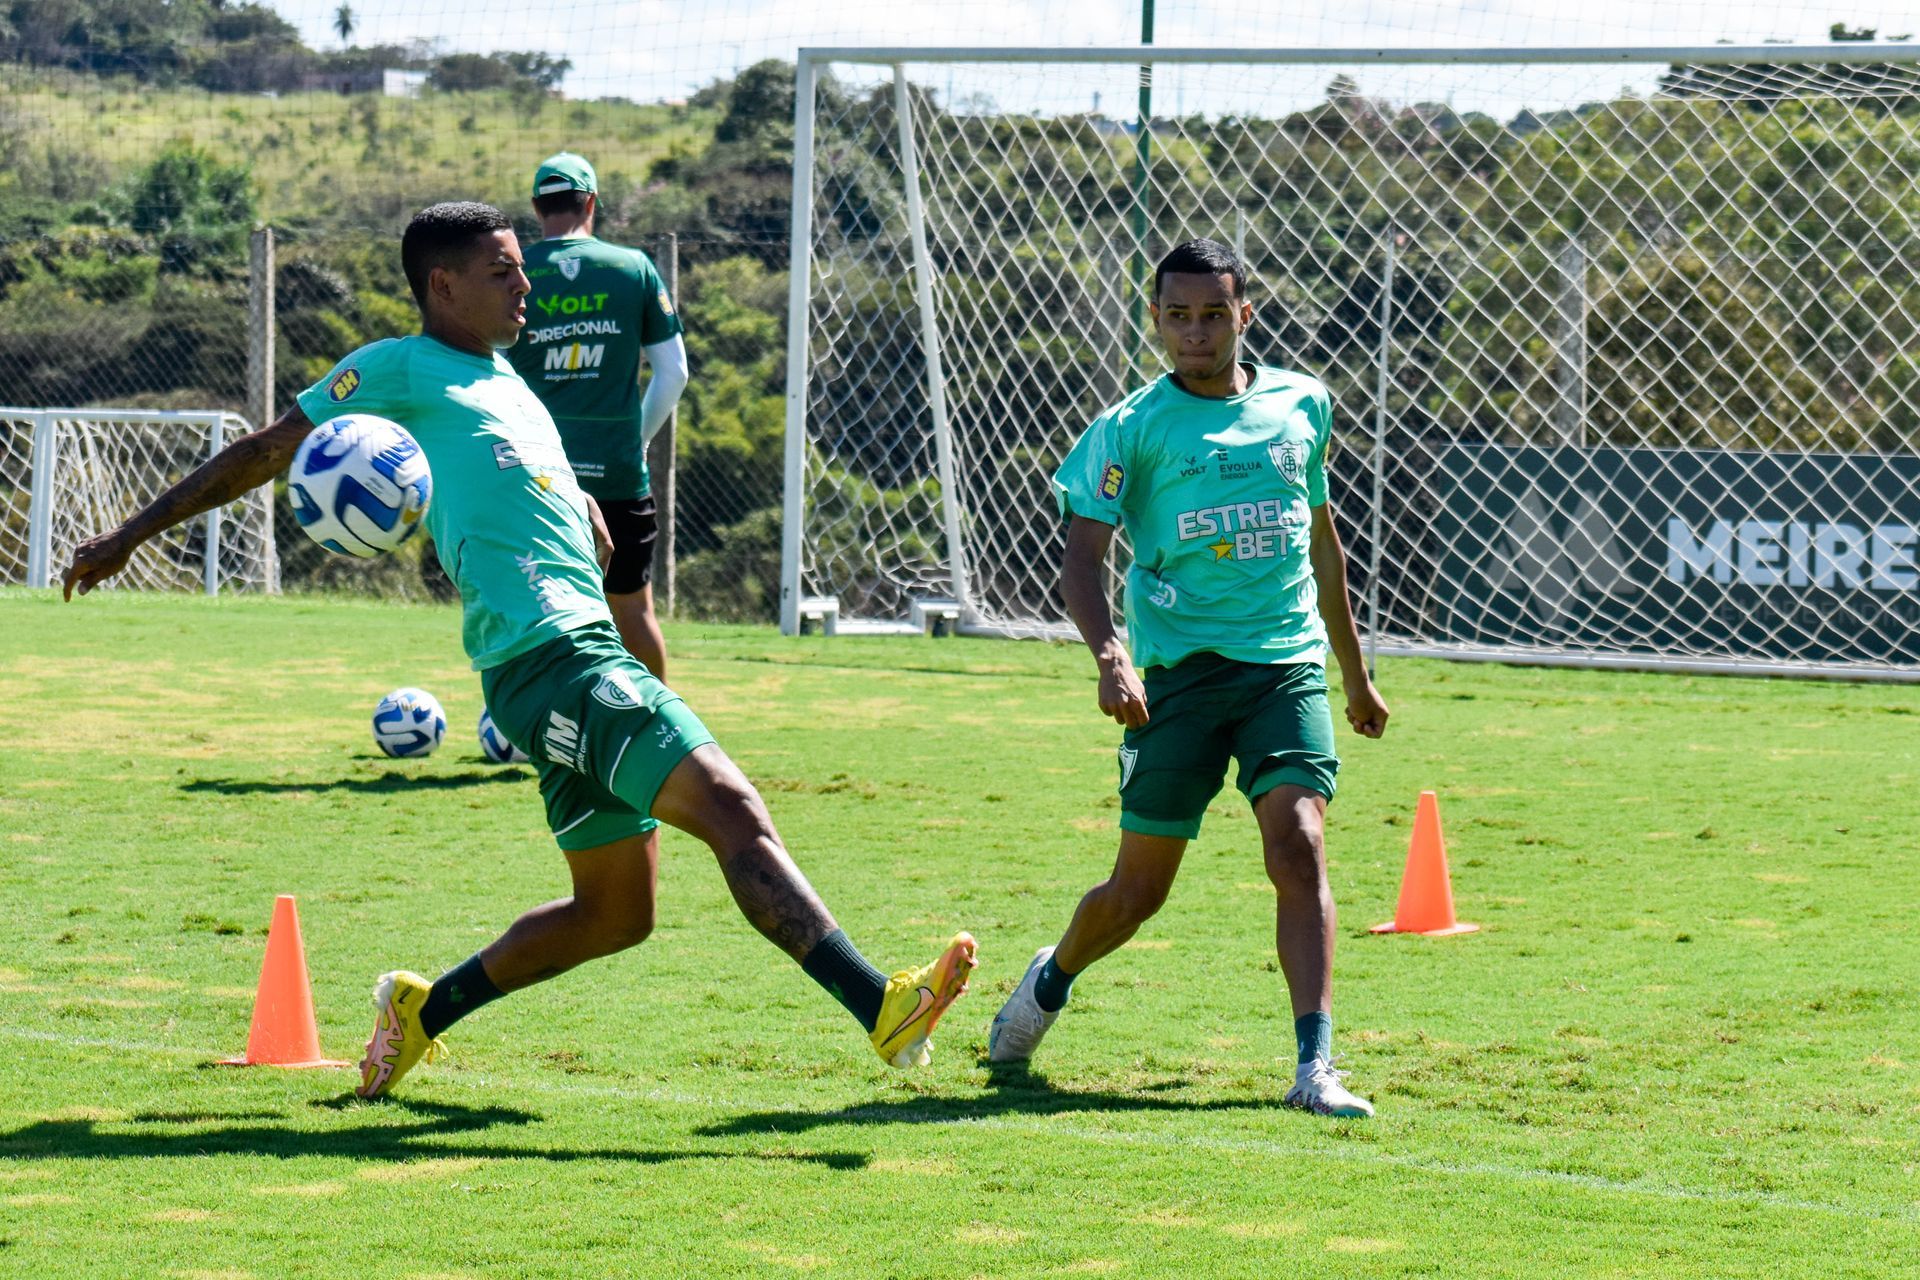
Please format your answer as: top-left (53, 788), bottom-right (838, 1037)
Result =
top-left (5, 1024), bottom-right (1915, 1227)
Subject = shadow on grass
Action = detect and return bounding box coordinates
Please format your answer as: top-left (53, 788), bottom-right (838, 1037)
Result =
top-left (694, 1063), bottom-right (1277, 1138)
top-left (1, 1097), bottom-right (866, 1171)
top-left (181, 768), bottom-right (531, 796)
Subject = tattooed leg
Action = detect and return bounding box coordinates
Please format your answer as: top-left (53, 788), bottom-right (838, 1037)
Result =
top-left (651, 744), bottom-right (839, 962)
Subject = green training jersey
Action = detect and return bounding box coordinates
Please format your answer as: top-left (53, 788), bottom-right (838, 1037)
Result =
top-left (505, 235), bottom-right (683, 502)
top-left (298, 335), bottom-right (613, 671)
top-left (1053, 364), bottom-right (1333, 671)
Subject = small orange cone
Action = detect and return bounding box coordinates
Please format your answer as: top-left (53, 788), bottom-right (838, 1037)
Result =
top-left (218, 895), bottom-right (350, 1068)
top-left (1370, 791), bottom-right (1479, 936)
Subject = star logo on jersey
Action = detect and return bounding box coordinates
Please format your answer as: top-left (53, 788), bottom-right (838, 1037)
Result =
top-left (1209, 538), bottom-right (1234, 560)
top-left (1099, 462), bottom-right (1125, 500)
top-left (559, 257), bottom-right (581, 281)
top-left (327, 368), bottom-right (360, 402)
top-left (534, 475), bottom-right (552, 491)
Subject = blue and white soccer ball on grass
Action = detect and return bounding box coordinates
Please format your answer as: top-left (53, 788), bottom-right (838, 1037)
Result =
top-left (373, 687), bottom-right (446, 758)
top-left (289, 414), bottom-right (432, 556)
top-left (477, 708), bottom-right (530, 764)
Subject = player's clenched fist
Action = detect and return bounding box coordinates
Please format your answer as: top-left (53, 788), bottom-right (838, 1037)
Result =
top-left (62, 531), bottom-right (132, 600)
top-left (1097, 656), bottom-right (1149, 728)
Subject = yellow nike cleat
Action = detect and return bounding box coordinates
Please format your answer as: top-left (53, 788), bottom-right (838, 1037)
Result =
top-left (356, 970), bottom-right (446, 1098)
top-left (870, 932), bottom-right (977, 1068)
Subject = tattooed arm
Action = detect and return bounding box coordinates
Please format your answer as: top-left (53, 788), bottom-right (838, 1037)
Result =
top-left (62, 405), bottom-right (316, 600)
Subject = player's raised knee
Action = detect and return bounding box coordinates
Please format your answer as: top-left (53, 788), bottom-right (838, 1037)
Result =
top-left (1109, 873), bottom-right (1174, 925)
top-left (580, 896), bottom-right (654, 955)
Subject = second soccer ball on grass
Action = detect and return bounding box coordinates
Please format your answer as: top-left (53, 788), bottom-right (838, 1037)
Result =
top-left (373, 688), bottom-right (445, 758)
top-left (476, 708), bottom-right (529, 763)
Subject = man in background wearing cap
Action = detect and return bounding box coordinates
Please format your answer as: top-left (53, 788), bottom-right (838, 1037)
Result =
top-left (507, 152), bottom-right (688, 679)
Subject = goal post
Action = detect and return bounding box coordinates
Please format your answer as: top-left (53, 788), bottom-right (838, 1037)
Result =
top-left (786, 42), bottom-right (1920, 679)
top-left (1, 409), bottom-right (277, 595)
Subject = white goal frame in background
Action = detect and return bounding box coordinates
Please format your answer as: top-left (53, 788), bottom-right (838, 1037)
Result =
top-left (1, 409), bottom-right (277, 595)
top-left (784, 43), bottom-right (1920, 681)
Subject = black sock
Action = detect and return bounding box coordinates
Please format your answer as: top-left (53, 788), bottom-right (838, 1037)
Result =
top-left (419, 953), bottom-right (506, 1039)
top-left (1033, 953), bottom-right (1078, 1013)
top-left (800, 930), bottom-right (888, 1032)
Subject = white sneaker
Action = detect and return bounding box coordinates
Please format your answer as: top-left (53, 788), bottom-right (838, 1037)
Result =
top-left (987, 946), bottom-right (1062, 1063)
top-left (1284, 1057), bottom-right (1374, 1118)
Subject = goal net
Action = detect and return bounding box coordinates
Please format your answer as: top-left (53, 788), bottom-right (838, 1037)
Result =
top-left (1, 410), bottom-right (277, 594)
top-left (786, 45), bottom-right (1920, 679)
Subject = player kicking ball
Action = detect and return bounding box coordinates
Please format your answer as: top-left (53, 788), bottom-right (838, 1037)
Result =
top-left (988, 239), bottom-right (1387, 1118)
top-left (62, 201), bottom-right (974, 1097)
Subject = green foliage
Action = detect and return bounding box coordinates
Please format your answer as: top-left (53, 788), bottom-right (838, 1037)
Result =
top-left (674, 506), bottom-right (780, 621)
top-left (429, 50), bottom-right (568, 103)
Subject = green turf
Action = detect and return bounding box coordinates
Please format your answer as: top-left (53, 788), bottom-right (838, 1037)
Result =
top-left (1, 589), bottom-right (1915, 1277)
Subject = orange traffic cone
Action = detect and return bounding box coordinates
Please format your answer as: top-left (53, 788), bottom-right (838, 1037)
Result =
top-left (218, 895), bottom-right (350, 1068)
top-left (1370, 791), bottom-right (1479, 936)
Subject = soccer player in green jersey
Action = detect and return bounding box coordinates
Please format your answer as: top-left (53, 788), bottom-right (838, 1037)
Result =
top-left (987, 239), bottom-right (1388, 1118)
top-left (62, 202), bottom-right (975, 1097)
top-left (505, 152), bottom-right (686, 680)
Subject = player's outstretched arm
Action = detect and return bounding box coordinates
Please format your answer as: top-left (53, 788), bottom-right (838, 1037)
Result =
top-left (1061, 515), bottom-right (1148, 728)
top-left (1309, 504), bottom-right (1388, 738)
top-left (62, 405), bottom-right (317, 600)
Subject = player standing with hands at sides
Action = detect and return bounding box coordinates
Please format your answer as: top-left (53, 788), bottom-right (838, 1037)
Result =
top-left (506, 153), bottom-right (686, 679)
top-left (987, 239), bottom-right (1388, 1118)
top-left (62, 201), bottom-right (975, 1098)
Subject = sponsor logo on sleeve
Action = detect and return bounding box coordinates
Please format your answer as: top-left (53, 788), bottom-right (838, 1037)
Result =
top-left (559, 257), bottom-right (581, 281)
top-left (657, 287), bottom-right (676, 318)
top-left (1099, 462), bottom-right (1125, 500)
top-left (328, 368), bottom-right (360, 401)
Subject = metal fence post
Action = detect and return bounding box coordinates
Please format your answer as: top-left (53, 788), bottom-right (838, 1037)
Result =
top-left (248, 227), bottom-right (275, 438)
top-left (1369, 232), bottom-right (1395, 680)
top-left (26, 411), bottom-right (57, 589)
top-left (648, 231), bottom-right (679, 618)
top-left (1554, 236), bottom-right (1587, 447)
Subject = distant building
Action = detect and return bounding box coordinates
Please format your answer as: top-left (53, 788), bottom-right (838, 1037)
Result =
top-left (300, 69), bottom-right (428, 98)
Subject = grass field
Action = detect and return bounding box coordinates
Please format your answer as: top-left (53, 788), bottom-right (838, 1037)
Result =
top-left (1, 589), bottom-right (1916, 1278)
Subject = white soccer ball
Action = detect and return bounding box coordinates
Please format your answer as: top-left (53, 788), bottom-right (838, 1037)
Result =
top-left (477, 708), bottom-right (529, 764)
top-left (372, 687), bottom-right (446, 758)
top-left (288, 414), bottom-right (432, 557)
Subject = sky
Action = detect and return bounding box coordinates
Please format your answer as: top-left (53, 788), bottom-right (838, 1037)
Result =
top-left (268, 0), bottom-right (1920, 113)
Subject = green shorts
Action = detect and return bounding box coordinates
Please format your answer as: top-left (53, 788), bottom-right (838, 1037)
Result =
top-left (1118, 653), bottom-right (1339, 840)
top-left (481, 623), bottom-right (716, 851)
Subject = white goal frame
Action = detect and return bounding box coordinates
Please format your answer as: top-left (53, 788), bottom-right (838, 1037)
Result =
top-left (3, 408), bottom-right (276, 595)
top-left (783, 43), bottom-right (1920, 680)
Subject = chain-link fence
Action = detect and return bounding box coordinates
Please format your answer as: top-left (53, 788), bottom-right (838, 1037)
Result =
top-left (0, 212), bottom-right (792, 614)
top-left (793, 49), bottom-right (1920, 676)
top-left (6, 1), bottom-right (1915, 641)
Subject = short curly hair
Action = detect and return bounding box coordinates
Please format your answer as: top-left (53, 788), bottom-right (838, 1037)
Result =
top-left (400, 201), bottom-right (513, 309)
top-left (1153, 238), bottom-right (1248, 300)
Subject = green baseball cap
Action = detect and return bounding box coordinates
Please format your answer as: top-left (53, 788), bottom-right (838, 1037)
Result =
top-left (533, 152), bottom-right (597, 197)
